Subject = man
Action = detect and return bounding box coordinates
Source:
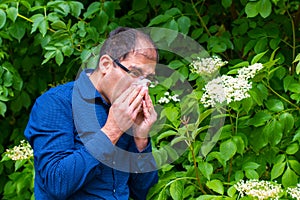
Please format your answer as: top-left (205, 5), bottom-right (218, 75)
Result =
top-left (24, 27), bottom-right (159, 199)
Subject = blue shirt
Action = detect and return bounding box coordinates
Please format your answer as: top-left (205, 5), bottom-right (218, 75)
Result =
top-left (24, 69), bottom-right (158, 200)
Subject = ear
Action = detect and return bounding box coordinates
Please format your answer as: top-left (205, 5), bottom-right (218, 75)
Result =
top-left (98, 55), bottom-right (113, 74)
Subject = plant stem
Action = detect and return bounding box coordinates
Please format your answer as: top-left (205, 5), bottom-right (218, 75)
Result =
top-left (287, 10), bottom-right (296, 74)
top-left (190, 0), bottom-right (211, 37)
top-left (262, 80), bottom-right (300, 110)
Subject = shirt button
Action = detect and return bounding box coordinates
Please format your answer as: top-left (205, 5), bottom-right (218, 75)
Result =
top-left (113, 189), bottom-right (116, 193)
top-left (112, 161), bottom-right (116, 165)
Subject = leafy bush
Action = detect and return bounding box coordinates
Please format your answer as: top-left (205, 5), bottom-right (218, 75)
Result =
top-left (0, 0), bottom-right (300, 199)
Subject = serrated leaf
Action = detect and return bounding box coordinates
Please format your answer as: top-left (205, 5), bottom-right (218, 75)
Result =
top-left (55, 50), bottom-right (64, 66)
top-left (245, 2), bottom-right (258, 18)
top-left (282, 167), bottom-right (298, 188)
top-left (271, 162), bottom-right (285, 180)
top-left (286, 143), bottom-right (299, 155)
top-left (0, 9), bottom-right (6, 29)
top-left (242, 162), bottom-right (260, 170)
top-left (156, 130), bottom-right (178, 142)
top-left (177, 16), bottom-right (190, 35)
top-left (198, 161), bottom-right (213, 180)
top-left (0, 101), bottom-right (7, 116)
top-left (148, 14), bottom-right (171, 26)
top-left (170, 180), bottom-right (183, 200)
top-left (7, 7), bottom-right (18, 22)
top-left (265, 99), bottom-right (284, 112)
top-left (69, 1), bottom-right (83, 18)
top-left (206, 179), bottom-right (224, 195)
top-left (8, 22), bottom-right (26, 42)
top-left (289, 160), bottom-right (300, 175)
top-left (220, 139), bottom-right (237, 161)
top-left (258, 0), bottom-right (272, 18)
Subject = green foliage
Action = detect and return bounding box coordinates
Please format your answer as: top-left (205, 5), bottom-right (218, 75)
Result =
top-left (0, 0), bottom-right (299, 199)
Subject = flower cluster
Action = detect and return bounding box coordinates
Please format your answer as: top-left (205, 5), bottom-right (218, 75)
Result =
top-left (287, 184), bottom-right (300, 200)
top-left (234, 179), bottom-right (283, 200)
top-left (189, 55), bottom-right (228, 76)
top-left (157, 92), bottom-right (180, 104)
top-left (5, 140), bottom-right (33, 161)
top-left (200, 63), bottom-right (263, 107)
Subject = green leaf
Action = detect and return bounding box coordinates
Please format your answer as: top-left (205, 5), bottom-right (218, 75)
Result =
top-left (55, 49), bottom-right (64, 66)
top-left (7, 7), bottom-right (18, 22)
top-left (283, 75), bottom-right (295, 92)
top-left (220, 139), bottom-right (237, 162)
top-left (258, 0), bottom-right (272, 18)
top-left (206, 179), bottom-right (224, 195)
top-left (279, 112), bottom-right (294, 134)
top-left (248, 111), bottom-right (272, 127)
top-left (133, 0), bottom-right (147, 10)
top-left (251, 50), bottom-right (268, 65)
top-left (0, 9), bottom-right (6, 29)
top-left (164, 145), bottom-right (179, 161)
top-left (198, 161), bottom-right (213, 180)
top-left (282, 167), bottom-right (298, 188)
top-left (83, 2), bottom-right (101, 19)
top-left (288, 83), bottom-right (300, 93)
top-left (164, 106), bottom-right (179, 125)
top-left (98, 10), bottom-right (108, 34)
top-left (245, 2), bottom-right (258, 18)
top-left (8, 21), bottom-right (26, 42)
top-left (232, 135), bottom-right (245, 154)
top-left (177, 16), bottom-right (190, 35)
top-left (39, 18), bottom-right (48, 37)
top-left (289, 160), bottom-right (300, 176)
top-left (148, 14), bottom-right (171, 26)
top-left (245, 169), bottom-right (259, 179)
top-left (170, 180), bottom-right (183, 200)
top-left (156, 130), bottom-right (178, 142)
top-left (222, 0), bottom-right (232, 8)
top-left (51, 20), bottom-right (67, 30)
top-left (254, 37), bottom-right (268, 53)
top-left (242, 162), bottom-right (260, 170)
top-left (271, 162), bottom-right (285, 180)
top-left (69, 1), bottom-right (84, 18)
top-left (30, 14), bottom-right (44, 34)
top-left (0, 101), bottom-right (7, 116)
top-left (286, 143), bottom-right (299, 155)
top-left (265, 99), bottom-right (284, 112)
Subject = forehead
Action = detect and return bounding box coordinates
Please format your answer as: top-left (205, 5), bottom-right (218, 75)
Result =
top-left (123, 53), bottom-right (157, 74)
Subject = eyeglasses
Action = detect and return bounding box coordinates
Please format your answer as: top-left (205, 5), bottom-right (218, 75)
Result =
top-left (110, 56), bottom-right (158, 86)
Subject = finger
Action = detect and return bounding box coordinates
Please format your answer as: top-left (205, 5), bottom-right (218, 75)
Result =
top-left (114, 84), bottom-right (142, 104)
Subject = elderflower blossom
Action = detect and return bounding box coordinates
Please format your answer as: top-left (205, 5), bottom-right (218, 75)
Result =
top-left (234, 179), bottom-right (283, 200)
top-left (189, 55), bottom-right (228, 76)
top-left (200, 63), bottom-right (263, 107)
top-left (238, 63), bottom-right (264, 80)
top-left (158, 92), bottom-right (180, 104)
top-left (287, 184), bottom-right (300, 200)
top-left (5, 140), bottom-right (33, 161)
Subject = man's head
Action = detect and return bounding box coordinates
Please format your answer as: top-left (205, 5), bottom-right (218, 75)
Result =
top-left (92, 27), bottom-right (158, 103)
top-left (99, 27), bottom-right (158, 63)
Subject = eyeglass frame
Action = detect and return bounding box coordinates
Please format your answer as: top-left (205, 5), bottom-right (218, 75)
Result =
top-left (109, 55), bottom-right (158, 85)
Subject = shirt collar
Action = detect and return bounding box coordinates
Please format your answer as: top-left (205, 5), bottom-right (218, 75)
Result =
top-left (75, 68), bottom-right (110, 106)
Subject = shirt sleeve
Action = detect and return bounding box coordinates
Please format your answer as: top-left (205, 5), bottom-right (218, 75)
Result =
top-left (24, 90), bottom-right (113, 199)
top-left (128, 139), bottom-right (158, 200)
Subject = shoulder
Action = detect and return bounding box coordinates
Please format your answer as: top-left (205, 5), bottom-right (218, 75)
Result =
top-left (36, 81), bottom-right (74, 106)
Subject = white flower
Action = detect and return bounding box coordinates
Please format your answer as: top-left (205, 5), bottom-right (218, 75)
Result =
top-left (234, 179), bottom-right (283, 200)
top-left (157, 92), bottom-right (180, 104)
top-left (5, 140), bottom-right (33, 161)
top-left (200, 63), bottom-right (263, 107)
top-left (287, 184), bottom-right (300, 200)
top-left (189, 55), bottom-right (228, 76)
top-left (238, 63), bottom-right (263, 80)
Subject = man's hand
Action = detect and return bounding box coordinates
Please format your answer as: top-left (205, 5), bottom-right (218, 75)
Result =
top-left (133, 91), bottom-right (157, 151)
top-left (101, 84), bottom-right (147, 144)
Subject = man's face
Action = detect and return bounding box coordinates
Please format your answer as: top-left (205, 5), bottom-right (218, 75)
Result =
top-left (110, 52), bottom-right (157, 101)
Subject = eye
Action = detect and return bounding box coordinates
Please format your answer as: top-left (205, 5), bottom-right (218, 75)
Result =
top-left (129, 70), bottom-right (143, 78)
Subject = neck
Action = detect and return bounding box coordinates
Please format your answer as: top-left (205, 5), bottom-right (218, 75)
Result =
top-left (89, 70), bottom-right (110, 103)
